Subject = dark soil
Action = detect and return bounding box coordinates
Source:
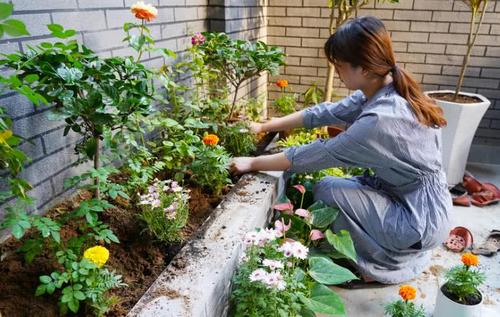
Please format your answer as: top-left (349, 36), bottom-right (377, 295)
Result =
top-left (0, 186), bottom-right (222, 317)
top-left (428, 92), bottom-right (483, 104)
top-left (441, 284), bottom-right (482, 306)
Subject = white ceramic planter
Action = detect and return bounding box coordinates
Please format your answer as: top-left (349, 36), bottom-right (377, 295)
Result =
top-left (425, 90), bottom-right (490, 186)
top-left (433, 284), bottom-right (483, 317)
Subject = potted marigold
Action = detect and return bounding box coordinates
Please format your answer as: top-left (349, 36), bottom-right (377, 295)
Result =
top-left (434, 253), bottom-right (485, 317)
top-left (385, 285), bottom-right (425, 317)
top-left (425, 0), bottom-right (492, 186)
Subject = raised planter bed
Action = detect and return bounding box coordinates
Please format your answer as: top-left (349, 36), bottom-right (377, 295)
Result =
top-left (128, 170), bottom-right (284, 317)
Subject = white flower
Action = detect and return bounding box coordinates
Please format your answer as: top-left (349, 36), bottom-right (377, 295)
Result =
top-left (262, 259), bottom-right (284, 270)
top-left (249, 268), bottom-right (268, 282)
top-left (264, 271), bottom-right (286, 290)
top-left (278, 241), bottom-right (309, 260)
top-left (243, 231), bottom-right (259, 245)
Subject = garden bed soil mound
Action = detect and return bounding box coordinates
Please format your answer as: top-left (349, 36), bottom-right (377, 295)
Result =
top-left (0, 187), bottom-right (221, 317)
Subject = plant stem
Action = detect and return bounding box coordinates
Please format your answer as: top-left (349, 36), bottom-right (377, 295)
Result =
top-left (136, 21), bottom-right (146, 63)
top-left (94, 136), bottom-right (100, 199)
top-left (227, 82), bottom-right (241, 121)
top-left (454, 0), bottom-right (488, 101)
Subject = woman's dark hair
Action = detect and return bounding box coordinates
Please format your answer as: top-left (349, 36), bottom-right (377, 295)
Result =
top-left (324, 16), bottom-right (446, 128)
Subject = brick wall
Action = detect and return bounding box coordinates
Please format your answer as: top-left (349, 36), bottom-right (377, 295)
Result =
top-left (0, 0), bottom-right (267, 221)
top-left (267, 0), bottom-right (500, 153)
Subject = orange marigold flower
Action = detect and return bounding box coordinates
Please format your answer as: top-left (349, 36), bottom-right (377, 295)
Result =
top-left (399, 285), bottom-right (416, 301)
top-left (276, 79), bottom-right (288, 89)
top-left (202, 134), bottom-right (219, 146)
top-left (462, 252), bottom-right (479, 267)
top-left (131, 1), bottom-right (158, 22)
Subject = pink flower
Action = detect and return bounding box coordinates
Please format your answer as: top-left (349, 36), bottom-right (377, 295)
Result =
top-left (294, 208), bottom-right (311, 219)
top-left (309, 229), bottom-right (325, 241)
top-left (273, 202), bottom-right (294, 215)
top-left (274, 218), bottom-right (291, 237)
top-left (191, 33), bottom-right (205, 45)
top-left (249, 268), bottom-right (267, 282)
top-left (292, 184), bottom-right (306, 194)
top-left (262, 259), bottom-right (284, 270)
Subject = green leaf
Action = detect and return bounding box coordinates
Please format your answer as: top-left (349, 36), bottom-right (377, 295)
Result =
top-left (67, 299), bottom-right (79, 313)
top-left (299, 283), bottom-right (346, 316)
top-left (2, 19), bottom-right (29, 36)
top-left (308, 256), bottom-right (358, 285)
top-left (51, 230), bottom-right (61, 244)
top-left (35, 284), bottom-right (46, 296)
top-left (39, 275), bottom-right (51, 284)
top-left (47, 23), bottom-right (76, 39)
top-left (325, 229), bottom-right (357, 263)
top-left (309, 200), bottom-right (339, 228)
top-left (0, 3), bottom-right (13, 20)
top-left (73, 290), bottom-right (85, 300)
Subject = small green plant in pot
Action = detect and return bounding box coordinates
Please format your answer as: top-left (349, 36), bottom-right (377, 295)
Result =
top-left (434, 253), bottom-right (485, 317)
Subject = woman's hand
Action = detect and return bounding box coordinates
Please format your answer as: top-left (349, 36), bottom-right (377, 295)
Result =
top-left (249, 122), bottom-right (264, 134)
top-left (230, 157), bottom-right (255, 175)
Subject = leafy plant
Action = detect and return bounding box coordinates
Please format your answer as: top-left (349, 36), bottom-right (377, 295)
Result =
top-left (194, 32), bottom-right (286, 119)
top-left (231, 219), bottom-right (358, 316)
top-left (303, 83), bottom-right (324, 107)
top-left (218, 122), bottom-right (256, 156)
top-left (1, 24), bottom-right (155, 198)
top-left (35, 246), bottom-right (126, 315)
top-left (0, 2), bottom-right (39, 202)
top-left (241, 96), bottom-right (265, 122)
top-left (138, 179), bottom-right (190, 242)
top-left (190, 139), bottom-right (231, 195)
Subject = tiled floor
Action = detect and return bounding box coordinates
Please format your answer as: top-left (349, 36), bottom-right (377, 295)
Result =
top-left (323, 163), bottom-right (500, 317)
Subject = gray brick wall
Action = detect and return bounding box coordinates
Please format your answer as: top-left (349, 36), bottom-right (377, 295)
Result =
top-left (267, 0), bottom-right (500, 151)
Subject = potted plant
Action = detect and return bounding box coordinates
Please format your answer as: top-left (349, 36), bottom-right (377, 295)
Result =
top-left (425, 0), bottom-right (491, 186)
top-left (384, 285), bottom-right (426, 317)
top-left (434, 253), bottom-right (485, 317)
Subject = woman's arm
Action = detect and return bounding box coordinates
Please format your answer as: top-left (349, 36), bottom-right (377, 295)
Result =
top-left (251, 111), bottom-right (305, 133)
top-left (230, 153), bottom-right (291, 175)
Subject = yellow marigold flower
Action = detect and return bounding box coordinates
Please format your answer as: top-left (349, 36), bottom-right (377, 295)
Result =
top-left (131, 1), bottom-right (158, 22)
top-left (202, 134), bottom-right (219, 146)
top-left (462, 252), bottom-right (479, 267)
top-left (83, 246), bottom-right (109, 268)
top-left (399, 285), bottom-right (416, 301)
top-left (276, 79), bottom-right (288, 89)
top-left (0, 129), bottom-right (13, 144)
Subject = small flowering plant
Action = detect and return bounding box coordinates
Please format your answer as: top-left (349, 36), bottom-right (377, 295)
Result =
top-left (442, 252), bottom-right (485, 305)
top-left (384, 285), bottom-right (425, 317)
top-left (231, 220), bottom-right (358, 315)
top-left (35, 246), bottom-right (125, 316)
top-left (138, 179), bottom-right (190, 242)
top-left (190, 136), bottom-right (231, 195)
top-left (273, 79), bottom-right (299, 116)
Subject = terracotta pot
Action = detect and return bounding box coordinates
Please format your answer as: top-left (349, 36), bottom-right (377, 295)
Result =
top-left (434, 284), bottom-right (483, 317)
top-left (327, 125), bottom-right (344, 138)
